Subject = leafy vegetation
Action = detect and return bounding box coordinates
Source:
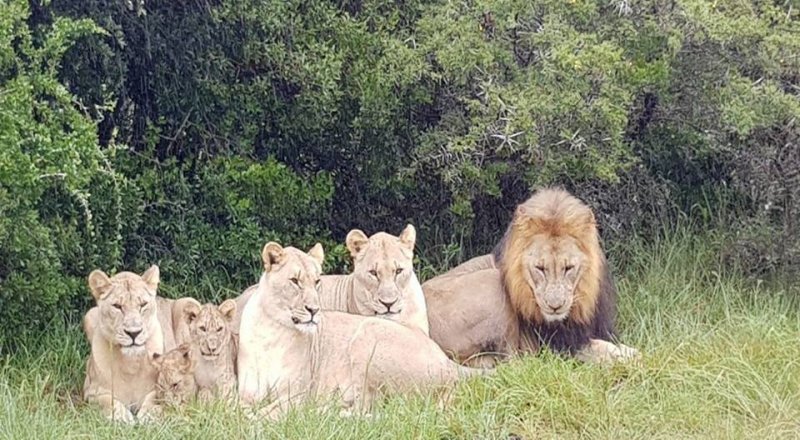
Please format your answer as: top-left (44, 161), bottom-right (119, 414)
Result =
top-left (1, 0), bottom-right (798, 348)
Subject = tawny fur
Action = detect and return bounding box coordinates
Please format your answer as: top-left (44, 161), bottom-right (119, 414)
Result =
top-left (500, 187), bottom-right (603, 326)
top-left (236, 242), bottom-right (487, 418)
top-left (424, 188), bottom-right (637, 365)
top-left (82, 266), bottom-right (172, 423)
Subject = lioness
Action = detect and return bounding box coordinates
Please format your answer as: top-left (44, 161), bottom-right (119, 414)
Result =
top-left (237, 242), bottom-right (485, 417)
top-left (318, 224), bottom-right (429, 334)
top-left (182, 299), bottom-right (238, 401)
top-left (82, 266), bottom-right (172, 423)
top-left (232, 225), bottom-right (428, 335)
top-left (152, 343), bottom-right (198, 406)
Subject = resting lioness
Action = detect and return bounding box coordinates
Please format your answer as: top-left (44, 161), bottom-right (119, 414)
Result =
top-left (237, 242), bottom-right (485, 417)
top-left (82, 266), bottom-right (173, 423)
top-left (182, 299), bottom-right (238, 401)
top-left (232, 225), bottom-right (428, 335)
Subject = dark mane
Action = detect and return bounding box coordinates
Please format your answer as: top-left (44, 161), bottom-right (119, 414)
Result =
top-left (492, 190), bottom-right (618, 353)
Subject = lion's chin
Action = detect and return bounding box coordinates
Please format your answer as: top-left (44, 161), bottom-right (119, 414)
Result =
top-left (120, 344), bottom-right (146, 357)
top-left (541, 312), bottom-right (569, 323)
top-left (295, 322), bottom-right (318, 334)
top-left (201, 351), bottom-right (220, 360)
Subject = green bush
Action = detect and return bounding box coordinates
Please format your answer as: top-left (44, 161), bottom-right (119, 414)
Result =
top-left (1, 0), bottom-right (798, 348)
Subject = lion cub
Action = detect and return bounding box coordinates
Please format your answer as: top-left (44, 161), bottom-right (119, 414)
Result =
top-left (183, 299), bottom-right (238, 401)
top-left (152, 343), bottom-right (198, 406)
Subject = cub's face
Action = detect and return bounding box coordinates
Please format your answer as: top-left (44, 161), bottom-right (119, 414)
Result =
top-left (184, 300), bottom-right (236, 360)
top-left (87, 266), bottom-right (160, 356)
top-left (152, 343), bottom-right (196, 405)
top-left (261, 242), bottom-right (324, 334)
top-left (346, 225), bottom-right (416, 318)
top-left (522, 235), bottom-right (586, 323)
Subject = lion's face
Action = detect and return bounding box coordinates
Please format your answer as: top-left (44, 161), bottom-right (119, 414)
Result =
top-left (184, 300), bottom-right (236, 360)
top-left (521, 235), bottom-right (586, 322)
top-left (87, 266), bottom-right (160, 356)
top-left (261, 242), bottom-right (324, 334)
top-left (346, 225), bottom-right (416, 319)
top-left (152, 343), bottom-right (196, 405)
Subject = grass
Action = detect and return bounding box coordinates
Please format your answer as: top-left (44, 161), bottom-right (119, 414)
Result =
top-left (1, 232), bottom-right (799, 439)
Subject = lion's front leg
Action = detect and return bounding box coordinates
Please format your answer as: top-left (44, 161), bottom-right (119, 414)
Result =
top-left (136, 390), bottom-right (163, 423)
top-left (87, 392), bottom-right (136, 424)
top-left (217, 373), bottom-right (237, 401)
top-left (574, 338), bottom-right (640, 363)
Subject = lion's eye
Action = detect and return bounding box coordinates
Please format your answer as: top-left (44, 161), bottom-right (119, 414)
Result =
top-left (535, 265), bottom-right (545, 273)
top-left (395, 268), bottom-right (403, 275)
top-left (315, 279), bottom-right (321, 289)
top-left (171, 382), bottom-right (180, 389)
top-left (565, 265), bottom-right (575, 273)
top-left (199, 326), bottom-right (206, 332)
top-left (216, 327), bottom-right (223, 333)
top-left (113, 303), bottom-right (123, 310)
top-left (290, 277), bottom-right (300, 286)
top-left (139, 302), bottom-right (147, 310)
top-left (368, 270), bottom-right (378, 278)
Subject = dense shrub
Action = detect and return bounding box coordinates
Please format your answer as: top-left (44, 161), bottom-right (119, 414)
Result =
top-left (1, 0), bottom-right (798, 348)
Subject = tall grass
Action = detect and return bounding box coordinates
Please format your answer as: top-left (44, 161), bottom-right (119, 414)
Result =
top-left (1, 231), bottom-right (798, 439)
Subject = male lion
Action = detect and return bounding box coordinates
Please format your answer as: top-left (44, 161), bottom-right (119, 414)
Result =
top-left (237, 242), bottom-right (485, 417)
top-left (182, 299), bottom-right (238, 401)
top-left (82, 266), bottom-right (173, 423)
top-left (232, 225), bottom-right (429, 335)
top-left (151, 343), bottom-right (198, 406)
top-left (423, 188), bottom-right (639, 366)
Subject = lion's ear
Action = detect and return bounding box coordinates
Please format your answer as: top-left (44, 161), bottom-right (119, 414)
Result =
top-left (176, 343), bottom-right (194, 372)
top-left (87, 270), bottom-right (112, 302)
top-left (514, 204), bottom-right (529, 220)
top-left (586, 210), bottom-right (597, 227)
top-left (398, 224), bottom-right (416, 251)
top-left (345, 229), bottom-right (369, 258)
top-left (183, 300), bottom-right (201, 325)
top-left (308, 243), bottom-right (325, 267)
top-left (150, 352), bottom-right (163, 369)
top-left (141, 265), bottom-right (160, 294)
top-left (218, 299), bottom-right (236, 323)
top-left (262, 242), bottom-right (285, 272)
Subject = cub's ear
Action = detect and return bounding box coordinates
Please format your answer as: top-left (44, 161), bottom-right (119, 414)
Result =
top-left (88, 270), bottom-right (112, 302)
top-left (307, 243), bottom-right (324, 267)
top-left (218, 299), bottom-right (236, 323)
top-left (398, 224), bottom-right (416, 251)
top-left (141, 265), bottom-right (160, 294)
top-left (262, 242), bottom-right (285, 272)
top-left (183, 300), bottom-right (201, 325)
top-left (345, 229), bottom-right (369, 258)
top-left (177, 343), bottom-right (194, 371)
top-left (150, 352), bottom-right (163, 369)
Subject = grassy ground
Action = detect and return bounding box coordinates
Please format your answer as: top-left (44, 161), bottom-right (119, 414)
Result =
top-left (1, 232), bottom-right (799, 439)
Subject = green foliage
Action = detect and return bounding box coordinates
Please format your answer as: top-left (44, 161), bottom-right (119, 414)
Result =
top-left (1, 0), bottom-right (799, 345)
top-left (0, 0), bottom-right (106, 345)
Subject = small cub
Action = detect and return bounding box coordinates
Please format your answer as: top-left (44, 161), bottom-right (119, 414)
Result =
top-left (183, 299), bottom-right (238, 401)
top-left (152, 343), bottom-right (197, 406)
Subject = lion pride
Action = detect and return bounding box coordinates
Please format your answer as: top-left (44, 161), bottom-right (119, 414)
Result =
top-left (423, 188), bottom-right (639, 366)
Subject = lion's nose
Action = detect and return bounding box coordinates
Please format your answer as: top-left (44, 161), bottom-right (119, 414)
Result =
top-left (305, 305), bottom-right (319, 318)
top-left (546, 299), bottom-right (567, 311)
top-left (379, 299), bottom-right (397, 310)
top-left (125, 329), bottom-right (142, 342)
